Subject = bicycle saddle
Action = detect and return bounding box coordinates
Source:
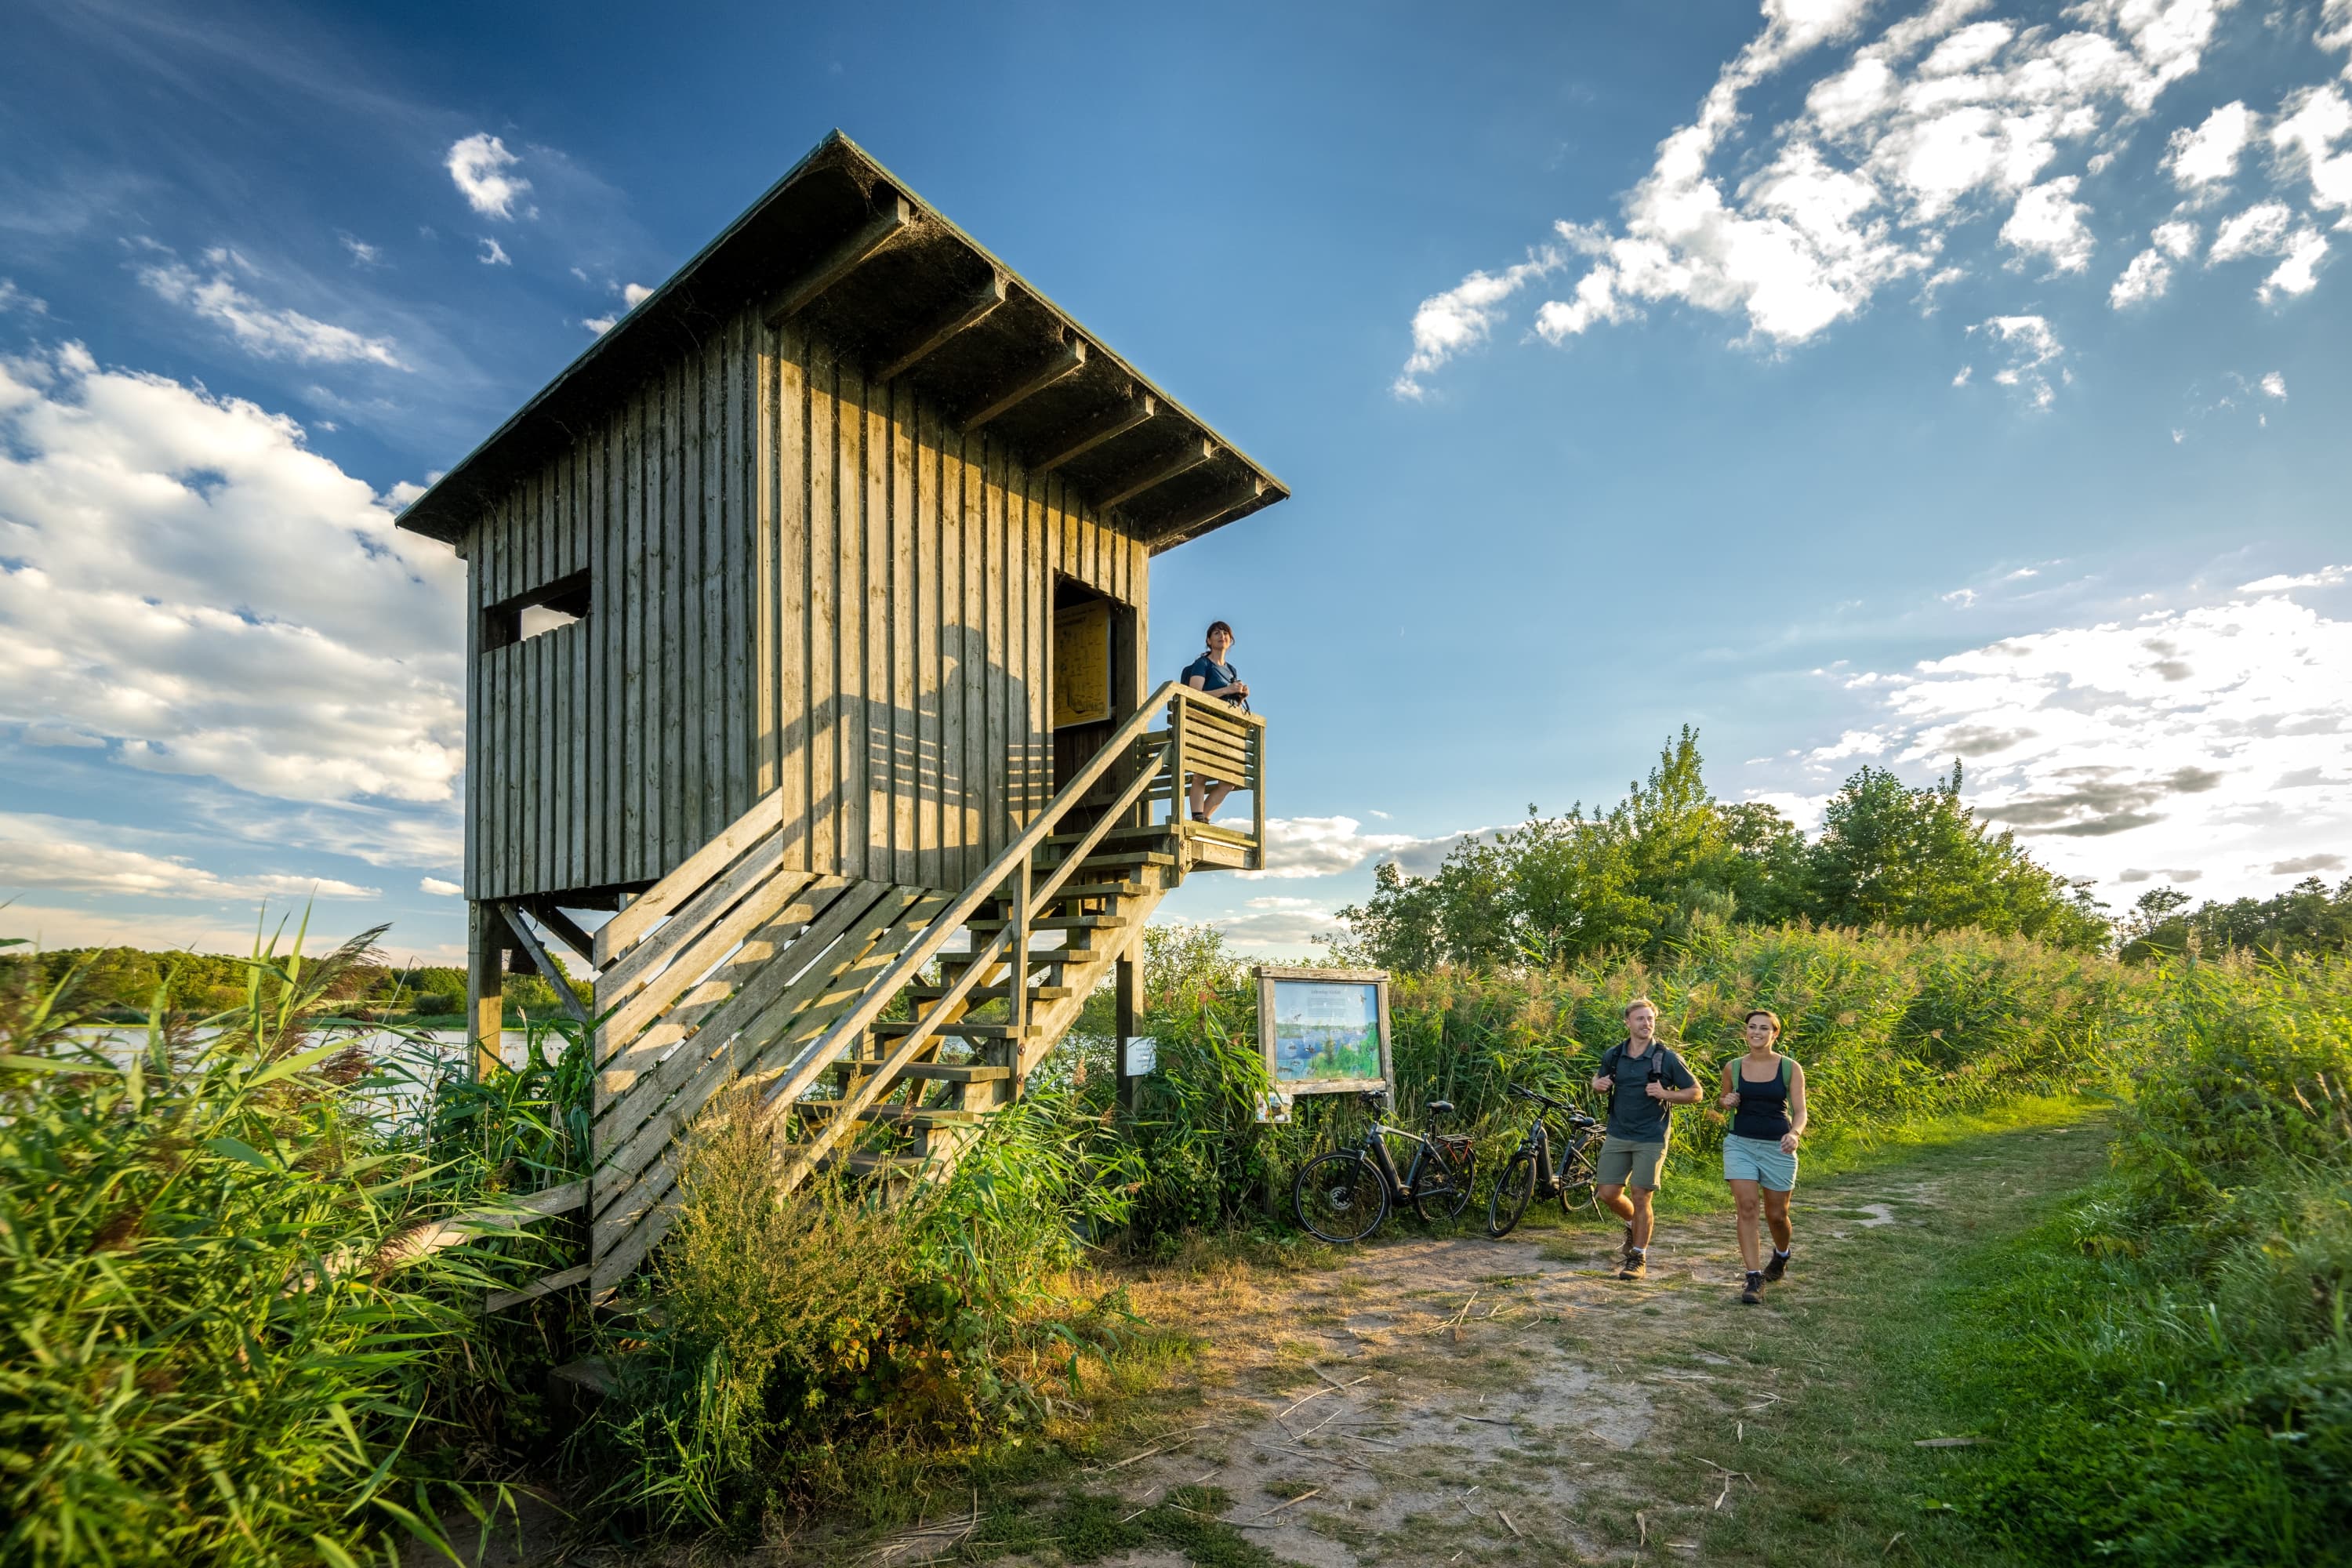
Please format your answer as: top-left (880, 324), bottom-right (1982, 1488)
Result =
top-left (1427, 1099), bottom-right (1455, 1115)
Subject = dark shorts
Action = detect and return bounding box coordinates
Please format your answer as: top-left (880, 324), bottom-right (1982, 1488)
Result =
top-left (1597, 1135), bottom-right (1668, 1191)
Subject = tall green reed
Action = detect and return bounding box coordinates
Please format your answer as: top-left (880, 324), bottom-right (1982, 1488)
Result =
top-left (0, 919), bottom-right (582, 1566)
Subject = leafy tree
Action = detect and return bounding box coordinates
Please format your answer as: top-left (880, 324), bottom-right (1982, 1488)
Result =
top-left (1808, 763), bottom-right (2110, 949)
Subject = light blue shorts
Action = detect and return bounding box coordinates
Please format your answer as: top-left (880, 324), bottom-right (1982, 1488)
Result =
top-left (1722, 1134), bottom-right (1798, 1192)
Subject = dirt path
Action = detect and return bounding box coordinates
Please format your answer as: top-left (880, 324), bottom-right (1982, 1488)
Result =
top-left (945, 1112), bottom-right (2108, 1568)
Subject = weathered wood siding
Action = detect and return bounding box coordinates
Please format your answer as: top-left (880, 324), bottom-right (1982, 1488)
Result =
top-left (464, 303), bottom-right (1149, 902)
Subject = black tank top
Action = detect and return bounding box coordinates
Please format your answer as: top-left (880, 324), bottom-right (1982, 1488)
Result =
top-left (1730, 1056), bottom-right (1792, 1141)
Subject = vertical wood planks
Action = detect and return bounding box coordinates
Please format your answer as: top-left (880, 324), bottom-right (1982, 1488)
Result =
top-left (457, 299), bottom-right (1161, 907)
top-left (773, 325), bottom-right (807, 866)
top-left (808, 337), bottom-right (842, 879)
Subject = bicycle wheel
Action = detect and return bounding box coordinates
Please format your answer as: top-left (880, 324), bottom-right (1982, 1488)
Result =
top-left (1294, 1152), bottom-right (1389, 1243)
top-left (1555, 1142), bottom-right (1599, 1216)
top-left (1488, 1149), bottom-right (1538, 1237)
top-left (1414, 1151), bottom-right (1475, 1225)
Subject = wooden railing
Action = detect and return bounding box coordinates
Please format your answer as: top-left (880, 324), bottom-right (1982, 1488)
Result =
top-left (1152, 684), bottom-right (1266, 855)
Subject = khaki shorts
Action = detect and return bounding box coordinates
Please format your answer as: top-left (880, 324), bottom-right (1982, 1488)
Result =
top-left (1596, 1135), bottom-right (1669, 1191)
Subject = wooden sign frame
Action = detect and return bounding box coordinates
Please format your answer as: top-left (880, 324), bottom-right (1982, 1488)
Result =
top-left (1254, 965), bottom-right (1392, 1096)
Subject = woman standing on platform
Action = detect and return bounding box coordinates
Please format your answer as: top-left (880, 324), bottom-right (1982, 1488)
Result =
top-left (1719, 1009), bottom-right (1807, 1305)
top-left (1181, 620), bottom-right (1249, 822)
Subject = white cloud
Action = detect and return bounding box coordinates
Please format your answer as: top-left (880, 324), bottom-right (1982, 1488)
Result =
top-left (420, 876), bottom-right (463, 896)
top-left (2269, 84), bottom-right (2352, 213)
top-left (137, 256), bottom-right (408, 370)
top-left (445, 133), bottom-right (532, 220)
top-left (0, 901), bottom-right (390, 956)
top-left (2209, 200), bottom-right (2296, 260)
top-left (2163, 100), bottom-right (2256, 187)
top-left (2110, 246), bottom-right (2172, 305)
top-left (0, 278), bottom-right (50, 315)
top-left (1944, 586), bottom-right (1980, 606)
top-left (622, 281), bottom-right (654, 307)
top-left (478, 238), bottom-right (511, 267)
top-left (341, 236), bottom-right (383, 267)
top-left (0, 341), bottom-right (466, 807)
top-left (2259, 370), bottom-right (2288, 397)
top-left (0, 812), bottom-right (376, 901)
top-left (2152, 219), bottom-right (2201, 257)
top-left (1392, 249), bottom-right (1564, 397)
top-left (1243, 815), bottom-right (1434, 880)
top-left (1399, 0), bottom-right (2240, 388)
top-left (1968, 314), bottom-right (2064, 408)
top-left (2238, 563), bottom-right (2346, 590)
top-left (2258, 228), bottom-right (2328, 300)
top-left (2000, 176), bottom-right (2095, 271)
top-left (582, 315), bottom-right (617, 335)
top-left (1822, 590), bottom-right (2352, 901)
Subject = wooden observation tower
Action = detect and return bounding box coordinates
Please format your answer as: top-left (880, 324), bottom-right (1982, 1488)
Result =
top-left (395, 132), bottom-right (1287, 1303)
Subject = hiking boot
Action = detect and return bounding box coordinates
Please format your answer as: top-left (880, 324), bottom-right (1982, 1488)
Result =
top-left (1619, 1224), bottom-right (1635, 1263)
top-left (1617, 1249), bottom-right (1648, 1281)
top-left (1763, 1249), bottom-right (1790, 1283)
top-left (1740, 1272), bottom-right (1764, 1305)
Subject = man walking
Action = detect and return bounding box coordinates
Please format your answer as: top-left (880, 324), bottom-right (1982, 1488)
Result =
top-left (1590, 997), bottom-right (1701, 1280)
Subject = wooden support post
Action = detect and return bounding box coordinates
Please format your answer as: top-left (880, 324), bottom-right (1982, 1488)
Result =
top-left (501, 903), bottom-right (594, 1030)
top-left (465, 901), bottom-right (505, 1080)
top-left (1168, 693), bottom-right (1188, 831)
top-left (1115, 942), bottom-right (1144, 1112)
top-left (1009, 858), bottom-right (1032, 1034)
top-left (1251, 722), bottom-right (1267, 871)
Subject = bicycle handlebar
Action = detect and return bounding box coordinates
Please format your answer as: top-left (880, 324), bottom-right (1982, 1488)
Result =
top-left (1509, 1084), bottom-right (1599, 1125)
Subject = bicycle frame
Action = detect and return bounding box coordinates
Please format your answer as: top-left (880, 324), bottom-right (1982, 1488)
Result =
top-left (1363, 1120), bottom-right (1432, 1196)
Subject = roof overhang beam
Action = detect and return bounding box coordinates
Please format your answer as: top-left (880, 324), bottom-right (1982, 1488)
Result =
top-left (1148, 477), bottom-right (1269, 548)
top-left (964, 336), bottom-right (1087, 432)
top-left (873, 273), bottom-right (1009, 383)
top-left (1036, 394), bottom-right (1157, 473)
top-left (1099, 437), bottom-right (1216, 510)
top-left (762, 191), bottom-right (913, 326)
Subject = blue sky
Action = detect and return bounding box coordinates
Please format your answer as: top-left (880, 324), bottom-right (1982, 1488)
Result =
top-left (2, 0), bottom-right (2347, 963)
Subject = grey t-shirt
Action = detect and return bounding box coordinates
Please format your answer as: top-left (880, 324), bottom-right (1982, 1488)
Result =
top-left (1601, 1040), bottom-right (1696, 1143)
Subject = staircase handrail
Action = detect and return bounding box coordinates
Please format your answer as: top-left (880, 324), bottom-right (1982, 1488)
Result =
top-left (750, 679), bottom-right (1192, 1118)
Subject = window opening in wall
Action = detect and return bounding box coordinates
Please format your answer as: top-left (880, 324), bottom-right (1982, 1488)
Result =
top-left (482, 569), bottom-right (590, 652)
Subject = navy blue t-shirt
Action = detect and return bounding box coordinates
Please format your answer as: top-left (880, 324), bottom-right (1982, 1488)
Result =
top-left (1181, 655), bottom-right (1243, 702)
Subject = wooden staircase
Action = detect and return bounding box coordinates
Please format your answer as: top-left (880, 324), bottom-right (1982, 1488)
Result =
top-left (575, 681), bottom-right (1263, 1301)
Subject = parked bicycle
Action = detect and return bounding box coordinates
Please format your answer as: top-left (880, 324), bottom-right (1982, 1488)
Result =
top-left (1292, 1089), bottom-right (1476, 1243)
top-left (1486, 1083), bottom-right (1603, 1238)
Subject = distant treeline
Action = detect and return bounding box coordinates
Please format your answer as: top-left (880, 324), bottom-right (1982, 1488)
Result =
top-left (1334, 728), bottom-right (2348, 971)
top-left (1338, 728), bottom-right (2115, 970)
top-left (4, 946), bottom-right (585, 1018)
top-left (2118, 874), bottom-right (2352, 963)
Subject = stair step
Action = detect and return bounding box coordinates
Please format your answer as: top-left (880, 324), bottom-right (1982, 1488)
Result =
top-left (875, 1021), bottom-right (1039, 1040)
top-left (895, 1062), bottom-right (1013, 1083)
top-left (907, 982), bottom-right (1073, 1003)
top-left (1045, 880), bottom-right (1150, 900)
top-left (967, 914), bottom-right (1128, 931)
top-left (1037, 849), bottom-right (1175, 869)
top-left (797, 1099), bottom-right (987, 1128)
top-left (1040, 825), bottom-right (1181, 848)
top-left (840, 1151), bottom-right (931, 1179)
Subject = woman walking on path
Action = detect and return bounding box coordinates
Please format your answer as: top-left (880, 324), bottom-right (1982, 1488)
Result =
top-left (1719, 1009), bottom-right (1807, 1305)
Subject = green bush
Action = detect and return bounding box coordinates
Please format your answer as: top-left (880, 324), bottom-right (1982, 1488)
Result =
top-left (1947, 953), bottom-right (2352, 1565)
top-left (579, 1078), bottom-right (1141, 1538)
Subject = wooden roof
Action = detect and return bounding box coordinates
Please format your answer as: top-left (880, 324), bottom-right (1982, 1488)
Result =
top-left (397, 131), bottom-right (1287, 552)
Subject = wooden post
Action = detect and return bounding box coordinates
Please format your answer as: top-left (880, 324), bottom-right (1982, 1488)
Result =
top-left (464, 901), bottom-right (505, 1080)
top-left (1115, 940), bottom-right (1145, 1112)
top-left (1251, 719), bottom-right (1267, 871)
top-left (1009, 858), bottom-right (1032, 1034)
top-left (1168, 692), bottom-right (1188, 831)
